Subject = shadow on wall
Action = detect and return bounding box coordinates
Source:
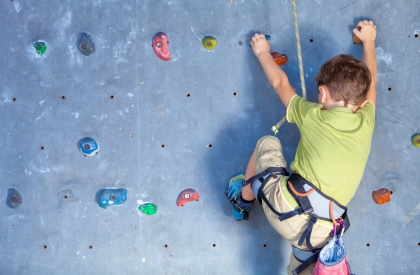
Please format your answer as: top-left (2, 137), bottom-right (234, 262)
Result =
top-left (201, 21), bottom-right (360, 274)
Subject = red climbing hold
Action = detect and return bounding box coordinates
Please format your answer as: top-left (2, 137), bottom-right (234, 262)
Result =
top-left (372, 188), bottom-right (392, 204)
top-left (271, 52), bottom-right (288, 66)
top-left (176, 188), bottom-right (200, 207)
top-left (152, 32), bottom-right (170, 61)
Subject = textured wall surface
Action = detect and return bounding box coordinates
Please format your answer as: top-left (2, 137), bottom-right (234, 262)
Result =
top-left (0, 0), bottom-right (419, 274)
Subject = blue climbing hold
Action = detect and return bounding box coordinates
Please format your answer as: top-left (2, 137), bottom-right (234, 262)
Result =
top-left (99, 188), bottom-right (127, 208)
top-left (78, 32), bottom-right (95, 56)
top-left (7, 188), bottom-right (22, 209)
top-left (78, 137), bottom-right (100, 156)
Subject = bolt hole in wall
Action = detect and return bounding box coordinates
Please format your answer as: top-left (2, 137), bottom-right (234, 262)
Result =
top-left (12, 97), bottom-right (16, 102)
top-left (43, 245), bottom-right (47, 249)
top-left (61, 95), bottom-right (66, 100)
top-left (161, 144), bottom-right (165, 148)
top-left (310, 38), bottom-right (314, 42)
top-left (186, 93), bottom-right (191, 97)
top-left (263, 244), bottom-right (267, 248)
top-left (212, 244), bottom-right (216, 247)
top-left (164, 244), bottom-right (168, 248)
top-left (366, 243), bottom-right (370, 247)
top-left (40, 146), bottom-right (44, 150)
top-left (388, 87), bottom-right (392, 91)
top-left (415, 34), bottom-right (419, 38)
top-left (88, 245), bottom-right (93, 249)
top-left (63, 195), bottom-right (68, 199)
top-left (233, 92), bottom-right (237, 96)
top-left (130, 133), bottom-right (134, 137)
top-left (207, 144), bottom-right (212, 148)
top-left (238, 41), bottom-right (243, 45)
top-left (109, 94), bottom-right (114, 99)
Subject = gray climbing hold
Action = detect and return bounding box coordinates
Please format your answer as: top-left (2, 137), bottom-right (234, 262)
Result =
top-left (7, 188), bottom-right (22, 209)
top-left (78, 32), bottom-right (95, 56)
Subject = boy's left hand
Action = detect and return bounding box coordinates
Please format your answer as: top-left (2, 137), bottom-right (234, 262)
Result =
top-left (250, 33), bottom-right (270, 57)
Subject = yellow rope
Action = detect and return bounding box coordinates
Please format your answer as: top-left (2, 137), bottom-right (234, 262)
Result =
top-left (272, 0), bottom-right (306, 135)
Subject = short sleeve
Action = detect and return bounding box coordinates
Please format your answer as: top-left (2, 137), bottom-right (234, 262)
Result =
top-left (286, 95), bottom-right (320, 127)
top-left (356, 100), bottom-right (375, 126)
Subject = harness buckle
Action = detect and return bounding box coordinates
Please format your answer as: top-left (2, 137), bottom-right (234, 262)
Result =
top-left (303, 207), bottom-right (314, 215)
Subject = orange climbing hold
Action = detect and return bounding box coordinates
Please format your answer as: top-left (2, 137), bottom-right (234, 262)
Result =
top-left (372, 188), bottom-right (392, 204)
top-left (271, 52), bottom-right (288, 66)
top-left (353, 26), bottom-right (363, 45)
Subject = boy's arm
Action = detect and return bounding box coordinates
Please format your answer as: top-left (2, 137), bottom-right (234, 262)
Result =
top-left (250, 33), bottom-right (297, 108)
top-left (353, 20), bottom-right (377, 108)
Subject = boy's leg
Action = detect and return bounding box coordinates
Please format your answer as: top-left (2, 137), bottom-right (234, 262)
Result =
top-left (287, 252), bottom-right (315, 275)
top-left (242, 152), bottom-right (257, 201)
top-left (227, 135), bottom-right (287, 221)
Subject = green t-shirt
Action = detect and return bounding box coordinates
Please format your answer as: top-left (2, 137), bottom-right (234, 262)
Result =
top-left (284, 95), bottom-right (375, 206)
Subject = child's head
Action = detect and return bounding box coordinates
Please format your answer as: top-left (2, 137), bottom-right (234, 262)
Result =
top-left (316, 54), bottom-right (372, 107)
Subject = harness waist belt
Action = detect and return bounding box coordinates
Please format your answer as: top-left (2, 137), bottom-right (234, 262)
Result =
top-left (287, 173), bottom-right (346, 222)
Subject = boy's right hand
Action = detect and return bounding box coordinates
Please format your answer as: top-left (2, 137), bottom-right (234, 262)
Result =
top-left (250, 33), bottom-right (270, 57)
top-left (353, 20), bottom-right (377, 43)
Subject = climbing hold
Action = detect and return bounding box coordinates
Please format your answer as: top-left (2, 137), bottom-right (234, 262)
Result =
top-left (152, 32), bottom-right (170, 61)
top-left (202, 36), bottom-right (217, 50)
top-left (176, 188), bottom-right (200, 207)
top-left (372, 188), bottom-right (392, 204)
top-left (411, 133), bottom-right (420, 147)
top-left (352, 34), bottom-right (363, 45)
top-left (78, 137), bottom-right (100, 156)
top-left (353, 26), bottom-right (363, 45)
top-left (99, 188), bottom-right (127, 208)
top-left (7, 188), bottom-right (22, 209)
top-left (78, 32), bottom-right (95, 56)
top-left (34, 42), bottom-right (47, 55)
top-left (138, 203), bottom-right (158, 215)
top-left (271, 52), bottom-right (288, 66)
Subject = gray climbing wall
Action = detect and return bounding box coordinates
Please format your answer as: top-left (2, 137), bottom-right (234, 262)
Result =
top-left (1, 0), bottom-right (419, 274)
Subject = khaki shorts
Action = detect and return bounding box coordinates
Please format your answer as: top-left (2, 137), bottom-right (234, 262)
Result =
top-left (253, 136), bottom-right (332, 274)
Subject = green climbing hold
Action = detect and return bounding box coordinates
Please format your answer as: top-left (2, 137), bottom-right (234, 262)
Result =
top-left (202, 36), bottom-right (217, 50)
top-left (138, 203), bottom-right (158, 215)
top-left (411, 133), bottom-right (420, 147)
top-left (34, 42), bottom-right (47, 55)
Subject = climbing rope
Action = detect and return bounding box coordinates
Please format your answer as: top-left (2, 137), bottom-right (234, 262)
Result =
top-left (272, 0), bottom-right (306, 135)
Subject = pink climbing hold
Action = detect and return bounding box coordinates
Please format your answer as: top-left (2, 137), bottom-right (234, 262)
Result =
top-left (176, 188), bottom-right (200, 207)
top-left (152, 32), bottom-right (170, 61)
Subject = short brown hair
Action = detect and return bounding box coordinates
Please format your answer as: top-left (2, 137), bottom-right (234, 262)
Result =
top-left (315, 54), bottom-right (371, 106)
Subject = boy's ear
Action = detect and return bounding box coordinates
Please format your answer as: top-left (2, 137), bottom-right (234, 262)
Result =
top-left (319, 86), bottom-right (328, 104)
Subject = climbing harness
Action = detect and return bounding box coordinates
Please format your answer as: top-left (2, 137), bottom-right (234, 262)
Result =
top-left (272, 0), bottom-right (306, 135)
top-left (243, 169), bottom-right (350, 251)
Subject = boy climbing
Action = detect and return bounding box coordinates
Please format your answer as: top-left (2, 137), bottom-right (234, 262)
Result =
top-left (226, 20), bottom-right (377, 274)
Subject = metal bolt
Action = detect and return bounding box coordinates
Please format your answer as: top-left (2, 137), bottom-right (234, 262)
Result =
top-left (156, 42), bottom-right (162, 48)
top-left (12, 196), bottom-right (18, 203)
top-left (36, 44), bottom-right (41, 49)
top-left (206, 41), bottom-right (212, 46)
top-left (184, 193), bottom-right (190, 199)
top-left (81, 43), bottom-right (87, 49)
top-left (84, 144), bottom-right (91, 150)
top-left (110, 195), bottom-right (116, 201)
